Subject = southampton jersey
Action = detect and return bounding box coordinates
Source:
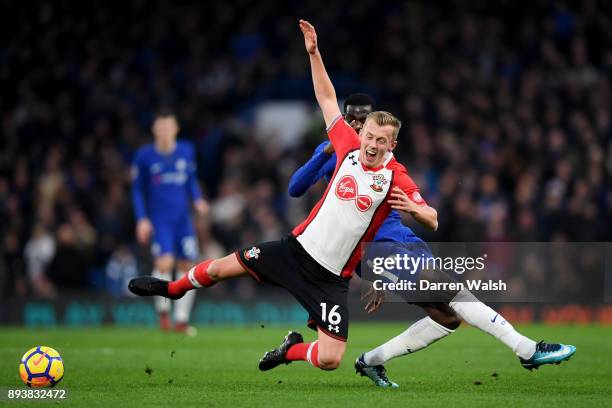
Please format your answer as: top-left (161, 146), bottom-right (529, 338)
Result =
top-left (131, 141), bottom-right (202, 223)
top-left (288, 141), bottom-right (421, 244)
top-left (293, 116), bottom-right (426, 277)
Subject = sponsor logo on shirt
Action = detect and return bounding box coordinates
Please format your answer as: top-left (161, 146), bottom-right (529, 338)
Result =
top-left (335, 175), bottom-right (373, 212)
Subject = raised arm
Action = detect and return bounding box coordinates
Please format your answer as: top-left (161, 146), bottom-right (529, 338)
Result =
top-left (299, 19), bottom-right (341, 128)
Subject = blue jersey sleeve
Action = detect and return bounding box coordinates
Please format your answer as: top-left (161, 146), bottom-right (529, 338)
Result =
top-left (131, 148), bottom-right (148, 221)
top-left (288, 142), bottom-right (336, 197)
top-left (186, 143), bottom-right (203, 201)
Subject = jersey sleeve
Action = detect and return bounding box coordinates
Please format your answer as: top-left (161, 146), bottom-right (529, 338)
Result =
top-left (393, 168), bottom-right (427, 206)
top-left (326, 115), bottom-right (360, 158)
top-left (288, 142), bottom-right (335, 197)
top-left (186, 144), bottom-right (203, 201)
top-left (131, 149), bottom-right (148, 220)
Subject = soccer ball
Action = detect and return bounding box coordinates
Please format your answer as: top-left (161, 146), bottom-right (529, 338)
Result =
top-left (19, 346), bottom-right (64, 387)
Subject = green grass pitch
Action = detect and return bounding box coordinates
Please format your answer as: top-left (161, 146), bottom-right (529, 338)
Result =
top-left (1, 324), bottom-right (611, 407)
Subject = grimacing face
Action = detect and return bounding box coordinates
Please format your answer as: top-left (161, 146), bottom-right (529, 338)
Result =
top-left (358, 118), bottom-right (397, 168)
top-left (152, 116), bottom-right (179, 145)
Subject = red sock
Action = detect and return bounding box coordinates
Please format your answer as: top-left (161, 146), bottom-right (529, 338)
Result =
top-left (168, 259), bottom-right (215, 297)
top-left (286, 341), bottom-right (319, 367)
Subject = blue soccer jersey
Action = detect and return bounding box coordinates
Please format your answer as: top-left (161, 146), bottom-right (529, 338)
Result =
top-left (131, 141), bottom-right (202, 260)
top-left (288, 141), bottom-right (429, 278)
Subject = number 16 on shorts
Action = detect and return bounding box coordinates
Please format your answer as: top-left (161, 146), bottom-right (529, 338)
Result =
top-left (320, 303), bottom-right (342, 334)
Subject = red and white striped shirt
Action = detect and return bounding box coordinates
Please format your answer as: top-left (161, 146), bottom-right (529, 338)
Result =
top-left (292, 116), bottom-right (426, 277)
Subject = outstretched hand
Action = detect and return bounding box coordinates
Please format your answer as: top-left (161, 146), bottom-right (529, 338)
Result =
top-left (299, 19), bottom-right (318, 55)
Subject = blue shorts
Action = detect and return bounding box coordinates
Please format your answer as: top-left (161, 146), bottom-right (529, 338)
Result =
top-left (151, 216), bottom-right (198, 261)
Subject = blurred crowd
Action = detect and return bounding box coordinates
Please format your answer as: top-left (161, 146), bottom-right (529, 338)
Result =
top-left (1, 0), bottom-right (611, 298)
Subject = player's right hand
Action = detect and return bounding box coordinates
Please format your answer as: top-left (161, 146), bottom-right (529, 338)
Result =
top-left (299, 19), bottom-right (318, 55)
top-left (323, 142), bottom-right (335, 155)
top-left (361, 283), bottom-right (385, 314)
top-left (136, 218), bottom-right (154, 245)
top-left (349, 119), bottom-right (364, 133)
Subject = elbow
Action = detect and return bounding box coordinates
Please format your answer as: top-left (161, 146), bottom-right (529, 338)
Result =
top-left (429, 209), bottom-right (438, 232)
top-left (287, 184), bottom-right (301, 198)
top-left (429, 220), bottom-right (439, 232)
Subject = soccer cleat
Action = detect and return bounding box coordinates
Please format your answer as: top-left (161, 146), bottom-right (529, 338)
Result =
top-left (259, 331), bottom-right (304, 371)
top-left (519, 341), bottom-right (576, 371)
top-left (128, 277), bottom-right (184, 300)
top-left (355, 354), bottom-right (398, 388)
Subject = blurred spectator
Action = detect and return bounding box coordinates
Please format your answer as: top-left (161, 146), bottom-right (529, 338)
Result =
top-left (0, 1), bottom-right (610, 298)
top-left (24, 223), bottom-right (57, 298)
top-left (105, 245), bottom-right (138, 297)
top-left (47, 224), bottom-right (90, 289)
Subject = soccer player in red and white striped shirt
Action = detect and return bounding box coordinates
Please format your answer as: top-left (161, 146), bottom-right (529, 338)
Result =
top-left (128, 19), bottom-right (438, 372)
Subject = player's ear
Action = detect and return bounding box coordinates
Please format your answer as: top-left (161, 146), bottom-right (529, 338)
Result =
top-left (389, 139), bottom-right (398, 152)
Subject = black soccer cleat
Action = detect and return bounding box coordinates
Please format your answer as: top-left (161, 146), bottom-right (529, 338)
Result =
top-left (128, 277), bottom-right (184, 300)
top-left (258, 331), bottom-right (304, 371)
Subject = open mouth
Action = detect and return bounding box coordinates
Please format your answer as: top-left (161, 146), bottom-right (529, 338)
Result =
top-left (365, 149), bottom-right (377, 161)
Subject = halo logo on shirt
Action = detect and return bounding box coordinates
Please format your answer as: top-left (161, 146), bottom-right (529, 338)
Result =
top-left (150, 163), bottom-right (162, 174)
top-left (244, 246), bottom-right (261, 260)
top-left (370, 174), bottom-right (388, 192)
top-left (335, 175), bottom-right (373, 212)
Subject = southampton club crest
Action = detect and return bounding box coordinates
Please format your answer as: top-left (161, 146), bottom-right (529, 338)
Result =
top-left (370, 174), bottom-right (388, 192)
top-left (244, 246), bottom-right (261, 260)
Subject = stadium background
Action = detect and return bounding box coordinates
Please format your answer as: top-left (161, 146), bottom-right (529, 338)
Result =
top-left (1, 0), bottom-right (611, 327)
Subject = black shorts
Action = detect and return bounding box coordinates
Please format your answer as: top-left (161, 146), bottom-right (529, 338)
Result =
top-left (236, 235), bottom-right (350, 341)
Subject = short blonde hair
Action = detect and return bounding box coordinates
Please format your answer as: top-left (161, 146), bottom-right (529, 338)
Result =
top-left (365, 111), bottom-right (402, 140)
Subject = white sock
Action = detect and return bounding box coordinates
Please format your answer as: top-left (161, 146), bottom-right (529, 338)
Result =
top-left (449, 289), bottom-right (536, 360)
top-left (152, 269), bottom-right (171, 313)
top-left (363, 317), bottom-right (453, 366)
top-left (173, 270), bottom-right (196, 324)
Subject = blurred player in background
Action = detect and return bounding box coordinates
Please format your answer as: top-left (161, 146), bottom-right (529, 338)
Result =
top-left (131, 109), bottom-right (208, 334)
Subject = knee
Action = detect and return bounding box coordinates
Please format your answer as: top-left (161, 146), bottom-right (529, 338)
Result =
top-left (317, 345), bottom-right (344, 370)
top-left (205, 259), bottom-right (221, 281)
top-left (442, 314), bottom-right (462, 330)
top-left (155, 257), bottom-right (174, 273)
top-left (427, 304), bottom-right (462, 330)
top-left (318, 355), bottom-right (342, 370)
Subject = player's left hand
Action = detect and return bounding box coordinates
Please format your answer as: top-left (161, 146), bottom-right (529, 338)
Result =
top-left (194, 199), bottom-right (210, 217)
top-left (299, 19), bottom-right (318, 55)
top-left (388, 187), bottom-right (421, 214)
top-left (361, 283), bottom-right (385, 314)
